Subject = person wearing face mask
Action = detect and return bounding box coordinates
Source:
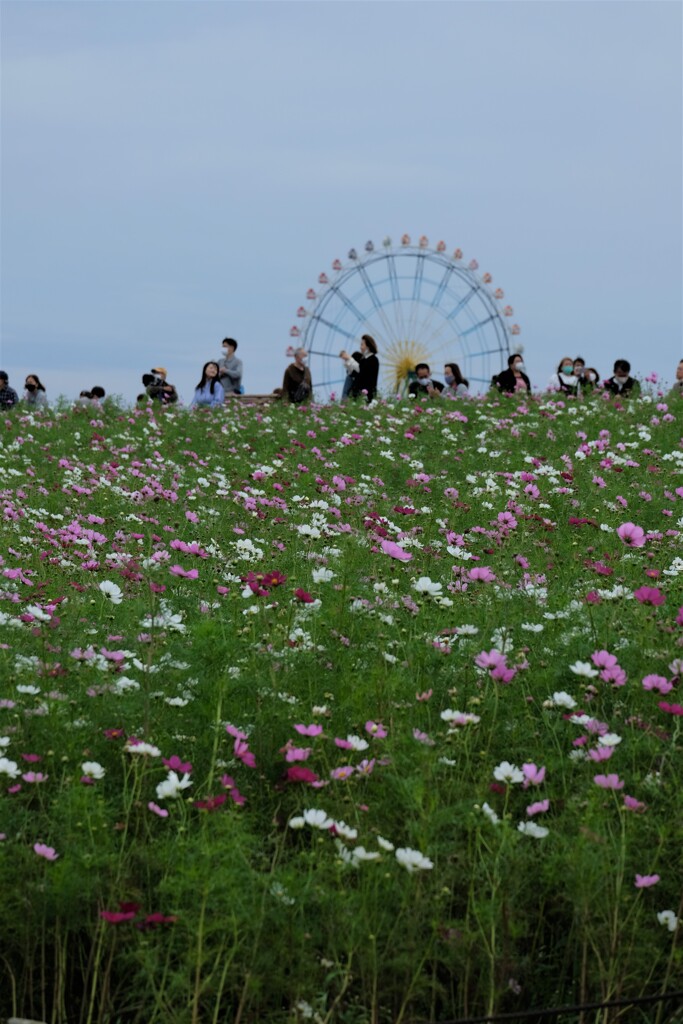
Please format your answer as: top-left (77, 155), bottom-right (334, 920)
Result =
top-left (408, 362), bottom-right (444, 398)
top-left (340, 335), bottom-right (380, 402)
top-left (604, 359), bottom-right (640, 398)
top-left (573, 358), bottom-right (600, 393)
top-left (548, 356), bottom-right (579, 396)
top-left (437, 362), bottom-right (469, 398)
top-left (282, 348), bottom-right (313, 404)
top-left (218, 338), bottom-right (243, 395)
top-left (494, 354), bottom-right (531, 394)
top-left (23, 374), bottom-right (48, 408)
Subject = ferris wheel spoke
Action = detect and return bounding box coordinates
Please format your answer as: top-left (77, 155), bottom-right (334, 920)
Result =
top-left (355, 263), bottom-right (402, 347)
top-left (311, 316), bottom-right (357, 342)
top-left (327, 283), bottom-right (371, 328)
top-left (407, 255), bottom-right (427, 343)
top-left (384, 253), bottom-right (408, 341)
top-left (458, 315), bottom-right (496, 337)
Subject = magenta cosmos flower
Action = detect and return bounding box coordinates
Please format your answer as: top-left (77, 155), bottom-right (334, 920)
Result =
top-left (380, 538), bottom-right (412, 562)
top-left (616, 522), bottom-right (646, 547)
top-left (633, 586), bottom-right (665, 606)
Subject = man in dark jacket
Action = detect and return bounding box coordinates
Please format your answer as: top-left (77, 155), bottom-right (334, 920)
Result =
top-left (408, 363), bottom-right (444, 398)
top-left (0, 371), bottom-right (19, 410)
top-left (604, 359), bottom-right (640, 398)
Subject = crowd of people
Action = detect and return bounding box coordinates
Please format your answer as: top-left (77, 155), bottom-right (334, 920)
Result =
top-left (1, 346), bottom-right (681, 412)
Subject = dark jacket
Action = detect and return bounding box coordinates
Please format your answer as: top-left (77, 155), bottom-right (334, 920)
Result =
top-left (604, 376), bottom-right (640, 398)
top-left (352, 354), bottom-right (380, 401)
top-left (408, 378), bottom-right (444, 398)
top-left (0, 385), bottom-right (19, 410)
top-left (495, 369), bottom-right (531, 394)
top-left (282, 363), bottom-right (312, 404)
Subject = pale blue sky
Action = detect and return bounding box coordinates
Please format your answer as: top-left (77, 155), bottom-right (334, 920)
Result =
top-left (2, 0), bottom-right (681, 402)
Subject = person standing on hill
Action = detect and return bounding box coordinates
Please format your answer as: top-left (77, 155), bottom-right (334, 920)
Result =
top-left (218, 338), bottom-right (243, 395)
top-left (282, 348), bottom-right (312, 404)
top-left (340, 335), bottom-right (380, 402)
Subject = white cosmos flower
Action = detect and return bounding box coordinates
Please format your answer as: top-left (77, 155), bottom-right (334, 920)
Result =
top-left (25, 605), bottom-right (51, 622)
top-left (352, 846), bottom-right (381, 863)
top-left (413, 576), bottom-right (443, 596)
top-left (493, 761), bottom-right (524, 785)
top-left (377, 836), bottom-right (395, 851)
top-left (124, 740), bottom-right (161, 757)
top-left (81, 761), bottom-right (105, 779)
top-left (334, 821), bottom-right (358, 841)
top-left (344, 735), bottom-right (369, 752)
top-left (521, 622), bottom-right (544, 633)
top-left (598, 733), bottom-right (622, 747)
top-left (517, 821), bottom-right (549, 839)
top-left (16, 685), bottom-right (40, 695)
top-left (569, 661), bottom-right (599, 678)
top-left (302, 808), bottom-right (334, 830)
top-left (0, 737), bottom-right (10, 748)
top-left (0, 757), bottom-right (20, 779)
top-left (312, 568), bottom-right (335, 583)
top-left (550, 691), bottom-right (577, 709)
top-left (155, 771), bottom-right (193, 801)
top-left (480, 802), bottom-right (500, 825)
top-left (395, 847), bottom-right (434, 872)
top-left (657, 910), bottom-right (679, 932)
top-left (99, 580), bottom-right (123, 605)
top-left (288, 816), bottom-right (306, 830)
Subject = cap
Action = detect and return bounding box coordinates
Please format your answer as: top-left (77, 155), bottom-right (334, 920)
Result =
top-left (151, 367), bottom-right (167, 376)
top-left (0, 370), bottom-right (7, 381)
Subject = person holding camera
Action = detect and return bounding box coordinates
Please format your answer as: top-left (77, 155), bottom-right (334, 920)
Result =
top-left (143, 367), bottom-right (178, 405)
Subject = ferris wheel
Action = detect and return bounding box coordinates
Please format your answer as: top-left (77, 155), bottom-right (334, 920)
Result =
top-left (289, 234), bottom-right (521, 399)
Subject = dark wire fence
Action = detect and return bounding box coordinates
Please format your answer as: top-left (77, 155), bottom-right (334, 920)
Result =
top-left (407, 989), bottom-right (683, 1023)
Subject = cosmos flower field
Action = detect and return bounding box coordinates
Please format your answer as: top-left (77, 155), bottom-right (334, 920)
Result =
top-left (1, 391), bottom-right (682, 1024)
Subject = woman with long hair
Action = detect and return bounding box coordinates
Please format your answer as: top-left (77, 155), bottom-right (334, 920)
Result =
top-left (192, 362), bottom-right (225, 408)
top-left (442, 362), bottom-right (469, 397)
top-left (340, 335), bottom-right (380, 402)
top-left (24, 374), bottom-right (48, 408)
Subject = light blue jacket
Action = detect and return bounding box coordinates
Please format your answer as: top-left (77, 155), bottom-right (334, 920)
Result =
top-left (192, 381), bottom-right (225, 408)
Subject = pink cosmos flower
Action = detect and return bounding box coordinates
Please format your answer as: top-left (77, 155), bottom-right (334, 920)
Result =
top-left (285, 765), bottom-right (319, 785)
top-left (623, 795), bottom-right (647, 813)
top-left (415, 689), bottom-right (433, 702)
top-left (594, 773), bottom-right (624, 790)
top-left (616, 522), bottom-right (646, 547)
top-left (22, 772), bottom-right (48, 783)
top-left (412, 728), bottom-right (435, 746)
top-left (169, 565), bottom-right (199, 579)
top-left (34, 842), bottom-right (59, 860)
top-left (475, 649), bottom-right (507, 670)
top-left (163, 754), bottom-right (193, 774)
top-left (468, 566), bottom-right (496, 582)
top-left (294, 723), bottom-right (323, 737)
top-left (148, 801), bottom-right (169, 818)
top-left (634, 874), bottom-right (660, 888)
top-left (234, 738), bottom-right (256, 768)
top-left (592, 650), bottom-right (618, 670)
top-left (285, 747), bottom-right (312, 763)
top-left (633, 586), bottom-right (665, 606)
top-left (100, 909), bottom-right (138, 924)
top-left (658, 702), bottom-right (683, 716)
top-left (380, 538), bottom-right (412, 561)
top-left (522, 763), bottom-right (546, 787)
top-left (365, 721), bottom-right (387, 738)
top-left (642, 675), bottom-right (672, 694)
top-left (526, 799), bottom-right (549, 817)
top-left (588, 747), bottom-right (613, 762)
top-left (331, 765), bottom-right (354, 781)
